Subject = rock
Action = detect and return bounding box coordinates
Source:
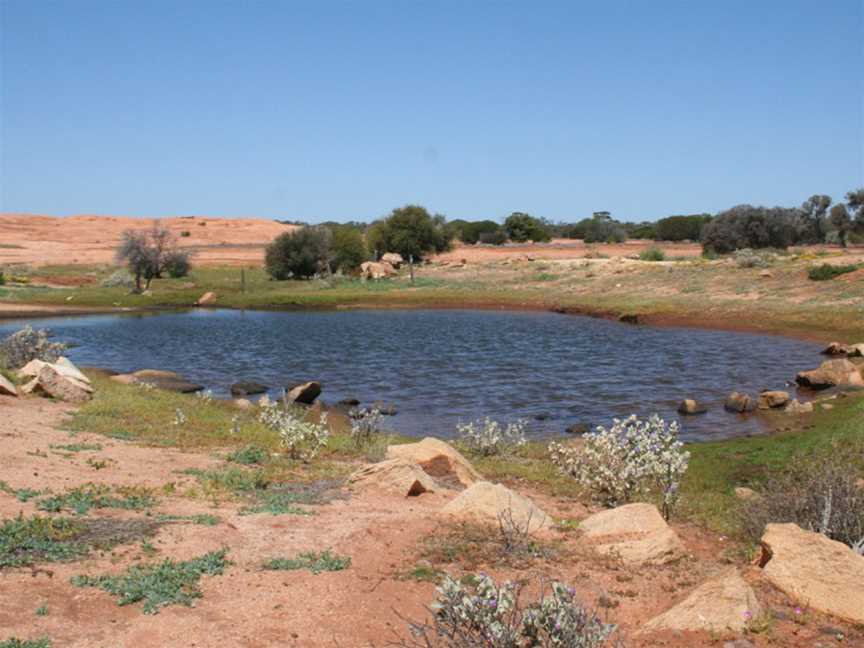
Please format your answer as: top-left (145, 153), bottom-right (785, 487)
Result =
top-left (822, 342), bottom-right (851, 356)
top-left (565, 423), bottom-right (589, 435)
top-left (0, 373), bottom-right (18, 397)
top-left (19, 358), bottom-right (90, 385)
top-left (821, 403), bottom-right (834, 410)
top-left (35, 365), bottom-right (92, 403)
top-left (380, 252), bottom-right (404, 268)
top-left (113, 369), bottom-right (204, 393)
top-left (677, 399), bottom-right (707, 415)
top-left (724, 392), bottom-right (756, 413)
top-left (796, 359), bottom-right (864, 390)
top-left (784, 399), bottom-right (814, 414)
top-left (348, 458), bottom-right (438, 497)
top-left (578, 503), bottom-right (684, 566)
top-left (230, 381), bottom-right (267, 397)
top-left (360, 261), bottom-right (396, 280)
top-left (759, 523), bottom-right (864, 624)
top-left (533, 412), bottom-right (551, 421)
top-left (196, 291), bottom-right (217, 306)
top-left (618, 313), bottom-right (639, 325)
top-left (233, 398), bottom-right (253, 410)
top-left (337, 398), bottom-right (360, 408)
top-left (285, 381), bottom-right (321, 404)
top-left (440, 481), bottom-right (552, 532)
top-left (641, 568), bottom-right (761, 633)
top-left (734, 486), bottom-right (759, 501)
top-left (759, 270), bottom-right (773, 278)
top-left (758, 390), bottom-right (790, 409)
top-left (847, 343), bottom-right (864, 358)
top-left (386, 437), bottom-right (481, 488)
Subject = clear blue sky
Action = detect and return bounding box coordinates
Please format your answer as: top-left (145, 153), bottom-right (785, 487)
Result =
top-left (1, 0), bottom-right (862, 223)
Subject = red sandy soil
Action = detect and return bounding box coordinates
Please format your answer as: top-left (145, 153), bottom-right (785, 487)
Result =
top-left (2, 395), bottom-right (861, 647)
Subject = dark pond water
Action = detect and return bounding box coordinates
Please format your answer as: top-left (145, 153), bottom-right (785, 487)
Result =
top-left (0, 309), bottom-right (823, 441)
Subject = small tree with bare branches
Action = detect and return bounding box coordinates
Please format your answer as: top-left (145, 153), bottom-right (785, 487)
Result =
top-left (115, 223), bottom-right (191, 292)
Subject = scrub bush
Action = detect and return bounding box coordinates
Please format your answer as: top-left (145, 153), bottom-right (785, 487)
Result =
top-left (0, 326), bottom-right (67, 370)
top-left (457, 417), bottom-right (527, 457)
top-left (258, 403), bottom-right (329, 461)
top-left (349, 407), bottom-right (386, 449)
top-left (100, 270), bottom-right (135, 288)
top-left (807, 263), bottom-right (860, 281)
top-left (734, 248), bottom-right (773, 268)
top-left (265, 227), bottom-right (333, 279)
top-left (638, 247), bottom-right (665, 262)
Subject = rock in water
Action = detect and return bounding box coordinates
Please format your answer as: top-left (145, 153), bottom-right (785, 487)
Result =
top-left (0, 373), bottom-right (17, 397)
top-left (440, 481), bottom-right (551, 532)
top-left (783, 399), bottom-right (813, 414)
top-left (759, 523), bottom-right (864, 624)
top-left (757, 390), bottom-right (790, 409)
top-left (386, 437), bottom-right (481, 489)
top-left (642, 568), bottom-right (761, 633)
top-left (348, 459), bottom-right (438, 497)
top-left (230, 381), bottom-right (267, 397)
top-left (285, 381), bottom-right (321, 404)
top-left (579, 503), bottom-right (684, 566)
top-left (677, 399), bottom-right (707, 415)
top-left (796, 359), bottom-right (864, 389)
top-left (36, 365), bottom-right (92, 403)
top-left (724, 392), bottom-right (756, 413)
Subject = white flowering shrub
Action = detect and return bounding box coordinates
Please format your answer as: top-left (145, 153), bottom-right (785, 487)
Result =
top-left (349, 407), bottom-right (385, 449)
top-left (173, 408), bottom-right (187, 427)
top-left (549, 414), bottom-right (690, 518)
top-left (0, 325), bottom-right (67, 369)
top-left (258, 403), bottom-right (329, 461)
top-left (458, 417), bottom-right (528, 456)
top-left (195, 389), bottom-right (213, 403)
top-left (401, 574), bottom-right (616, 647)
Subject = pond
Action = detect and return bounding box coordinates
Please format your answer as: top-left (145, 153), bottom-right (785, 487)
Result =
top-left (0, 308), bottom-right (823, 441)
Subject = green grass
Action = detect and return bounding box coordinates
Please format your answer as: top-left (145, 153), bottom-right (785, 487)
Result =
top-left (238, 490), bottom-right (315, 516)
top-left (262, 550), bottom-right (350, 574)
top-left (0, 515), bottom-right (89, 568)
top-left (37, 484), bottom-right (156, 516)
top-left (226, 444), bottom-right (269, 465)
top-left (0, 639), bottom-right (51, 648)
top-left (71, 549), bottom-right (230, 614)
top-left (638, 246), bottom-right (666, 261)
top-left (34, 605), bottom-right (48, 617)
top-left (0, 481), bottom-right (43, 503)
top-left (155, 513), bottom-right (220, 526)
top-left (807, 262), bottom-right (861, 281)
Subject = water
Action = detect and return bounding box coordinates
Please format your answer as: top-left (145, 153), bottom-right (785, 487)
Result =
top-left (0, 309), bottom-right (823, 441)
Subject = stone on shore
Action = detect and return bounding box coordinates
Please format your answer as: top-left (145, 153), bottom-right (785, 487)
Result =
top-left (19, 357), bottom-right (90, 386)
top-left (348, 458), bottom-right (438, 497)
top-left (579, 503), bottom-right (684, 566)
top-left (230, 381), bottom-right (268, 397)
top-left (759, 523), bottom-right (864, 625)
top-left (440, 481), bottom-right (551, 532)
top-left (360, 261), bottom-right (396, 280)
top-left (380, 252), bottom-right (404, 268)
top-left (285, 381), bottom-right (321, 404)
top-left (196, 291), bottom-right (217, 306)
top-left (34, 364), bottom-right (92, 403)
top-left (0, 373), bottom-right (18, 397)
top-left (783, 399), bottom-right (814, 414)
top-left (386, 437), bottom-right (481, 488)
top-left (110, 369), bottom-right (204, 393)
top-left (757, 390), bottom-right (790, 409)
top-left (796, 359), bottom-right (863, 390)
top-left (642, 568), bottom-right (761, 633)
top-left (724, 392), bottom-right (756, 413)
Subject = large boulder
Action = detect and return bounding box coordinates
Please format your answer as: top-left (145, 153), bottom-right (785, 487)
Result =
top-left (380, 252), bottom-right (404, 268)
top-left (230, 381), bottom-right (268, 397)
top-left (34, 364), bottom-right (92, 403)
top-left (440, 481), bottom-right (552, 532)
top-left (783, 399), bottom-right (814, 414)
top-left (821, 342), bottom-right (864, 357)
top-left (578, 503), bottom-right (684, 566)
top-left (724, 392), bottom-right (756, 413)
top-left (757, 390), bottom-right (790, 409)
top-left (19, 357), bottom-right (90, 386)
top-left (677, 399), bottom-right (707, 415)
top-left (360, 261), bottom-right (396, 280)
top-left (796, 358), bottom-right (864, 390)
top-left (386, 437), bottom-right (481, 488)
top-left (285, 381), bottom-right (321, 405)
top-left (0, 373), bottom-right (17, 397)
top-left (348, 458), bottom-right (438, 497)
top-left (759, 523), bottom-right (864, 624)
top-left (642, 568), bottom-right (761, 633)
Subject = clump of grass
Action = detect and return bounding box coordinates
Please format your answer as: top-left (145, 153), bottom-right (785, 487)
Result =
top-left (181, 466), bottom-right (270, 495)
top-left (226, 444), bottom-right (269, 465)
top-left (71, 549), bottom-right (230, 614)
top-left (155, 513), bottom-right (220, 526)
top-left (0, 515), bottom-right (88, 568)
top-left (639, 247), bottom-right (666, 262)
top-left (262, 550), bottom-right (350, 574)
top-left (0, 638), bottom-right (52, 648)
top-left (807, 263), bottom-right (860, 281)
top-left (238, 491), bottom-right (312, 516)
top-left (37, 484), bottom-right (156, 516)
top-left (48, 443), bottom-right (103, 453)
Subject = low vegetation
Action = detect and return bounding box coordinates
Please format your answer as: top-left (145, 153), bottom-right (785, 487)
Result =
top-left (262, 550), bottom-right (350, 574)
top-left (457, 416), bottom-right (527, 457)
top-left (0, 326), bottom-right (67, 370)
top-left (36, 483), bottom-right (156, 516)
top-left (807, 262), bottom-right (860, 281)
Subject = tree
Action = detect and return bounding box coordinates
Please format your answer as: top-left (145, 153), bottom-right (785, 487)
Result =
top-left (503, 212), bottom-right (551, 243)
top-left (327, 224), bottom-right (368, 273)
top-left (265, 226), bottom-right (333, 279)
top-left (846, 188), bottom-right (864, 232)
top-left (798, 195), bottom-right (832, 244)
top-left (583, 213), bottom-right (627, 244)
top-left (366, 205), bottom-right (452, 261)
top-left (828, 203), bottom-right (852, 247)
top-left (654, 214), bottom-right (712, 242)
top-left (115, 223), bottom-right (191, 292)
top-left (449, 219), bottom-right (503, 245)
top-left (701, 205), bottom-right (797, 253)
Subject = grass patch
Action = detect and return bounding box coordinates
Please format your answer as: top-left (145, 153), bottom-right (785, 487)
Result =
top-left (155, 513), bottom-right (220, 526)
top-left (807, 263), bottom-right (861, 281)
top-left (48, 443), bottom-right (103, 453)
top-left (226, 444), bottom-right (269, 465)
top-left (0, 639), bottom-right (51, 648)
top-left (37, 484), bottom-right (156, 516)
top-left (639, 246), bottom-right (666, 261)
top-left (262, 550), bottom-right (350, 574)
top-left (71, 549), bottom-right (230, 614)
top-left (0, 515), bottom-right (88, 568)
top-left (0, 481), bottom-right (43, 503)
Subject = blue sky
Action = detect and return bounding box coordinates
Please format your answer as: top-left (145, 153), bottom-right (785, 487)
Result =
top-left (1, 1), bottom-right (861, 223)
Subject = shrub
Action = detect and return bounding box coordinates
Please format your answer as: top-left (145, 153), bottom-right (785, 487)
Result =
top-left (549, 414), bottom-right (689, 519)
top-left (740, 453), bottom-right (863, 554)
top-left (162, 250), bottom-right (191, 278)
top-left (0, 271), bottom-right (4, 286)
top-left (367, 205), bottom-right (453, 261)
top-left (400, 574), bottom-right (616, 648)
top-left (583, 214), bottom-right (627, 244)
top-left (258, 403), bottom-right (329, 461)
top-left (478, 229), bottom-right (508, 245)
top-left (450, 220), bottom-right (505, 245)
top-left (265, 226), bottom-right (333, 279)
top-left (349, 407), bottom-right (386, 449)
top-left (807, 263), bottom-right (860, 281)
top-left (638, 246), bottom-right (665, 262)
top-left (327, 225), bottom-right (368, 273)
top-left (734, 248), bottom-right (772, 268)
top-left (0, 326), bottom-right (67, 370)
top-left (115, 223), bottom-right (192, 292)
top-left (702, 205), bottom-right (797, 253)
top-left (504, 212), bottom-right (551, 243)
top-left (654, 214), bottom-right (712, 242)
top-left (226, 444), bottom-right (269, 465)
top-left (0, 638), bottom-right (51, 648)
top-left (627, 222), bottom-right (657, 239)
top-left (100, 269), bottom-right (135, 288)
top-left (457, 417), bottom-right (527, 457)
top-left (180, 230), bottom-right (191, 237)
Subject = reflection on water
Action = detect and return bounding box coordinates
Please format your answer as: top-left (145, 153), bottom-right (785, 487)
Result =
top-left (0, 309), bottom-right (822, 441)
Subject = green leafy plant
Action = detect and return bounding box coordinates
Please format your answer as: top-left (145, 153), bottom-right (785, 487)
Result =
top-left (262, 550), bottom-right (350, 574)
top-left (0, 515), bottom-right (88, 568)
top-left (37, 484), bottom-right (156, 516)
top-left (226, 444), bottom-right (269, 465)
top-left (639, 246), bottom-right (666, 262)
top-left (807, 263), bottom-right (860, 281)
top-left (0, 638), bottom-right (52, 648)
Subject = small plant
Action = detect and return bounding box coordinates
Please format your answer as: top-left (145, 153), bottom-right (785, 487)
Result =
top-left (86, 457), bottom-right (111, 471)
top-left (239, 491), bottom-right (313, 516)
top-left (549, 414), bottom-right (690, 518)
top-left (734, 248), bottom-right (772, 268)
top-left (0, 326), bottom-right (67, 370)
top-left (195, 389), bottom-right (213, 403)
top-left (34, 605), bottom-right (48, 617)
top-left (226, 444), bottom-right (269, 465)
top-left (262, 550), bottom-right (350, 574)
top-left (172, 408), bottom-right (187, 427)
top-left (457, 417), bottom-right (527, 457)
top-left (639, 246), bottom-right (666, 261)
top-left (0, 639), bottom-right (52, 648)
top-left (349, 407), bottom-right (385, 449)
top-left (37, 484), bottom-right (156, 516)
top-left (49, 443), bottom-right (102, 453)
top-left (0, 481), bottom-right (42, 503)
top-left (258, 403), bottom-right (329, 461)
top-left (0, 514), bottom-right (88, 568)
top-left (399, 574), bottom-right (616, 647)
top-left (71, 549), bottom-right (230, 614)
top-left (807, 263), bottom-right (860, 281)
top-left (155, 513), bottom-right (220, 526)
